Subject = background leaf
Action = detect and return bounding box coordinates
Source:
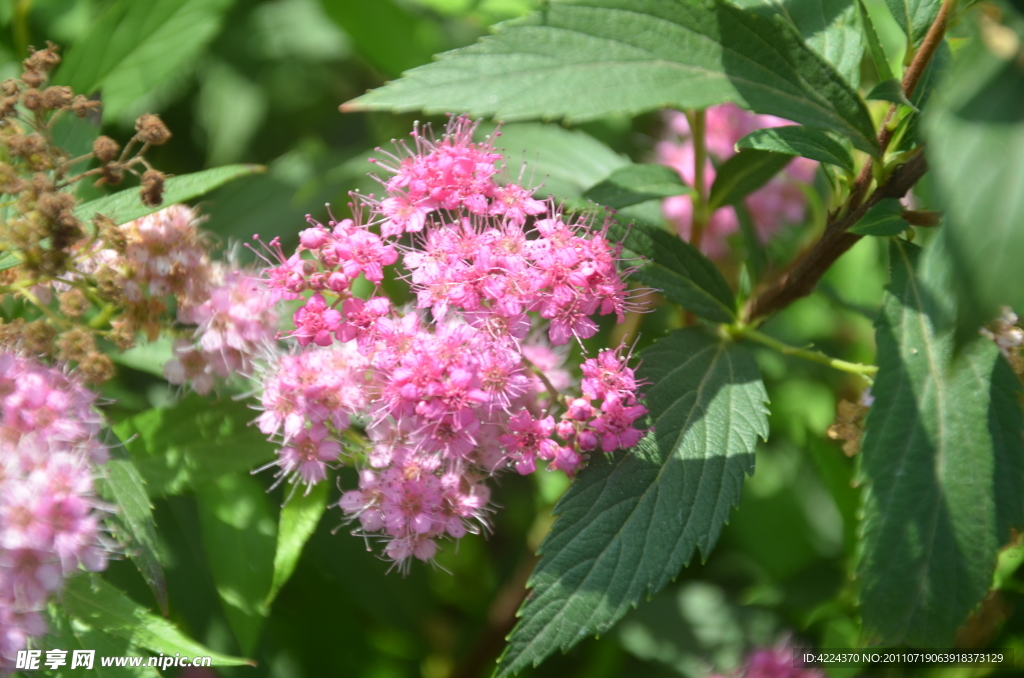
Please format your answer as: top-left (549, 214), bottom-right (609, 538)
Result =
top-left (112, 394), bottom-right (276, 498)
top-left (497, 328), bottom-right (769, 676)
top-left (708, 149), bottom-right (792, 210)
top-left (584, 164), bottom-right (689, 209)
top-left (857, 240), bottom-right (1024, 646)
top-left (61, 575), bottom-right (253, 666)
top-left (346, 0), bottom-right (879, 153)
top-left (74, 164), bottom-right (265, 226)
top-left (735, 126), bottom-right (854, 172)
top-left (884, 0), bottom-right (941, 44)
top-left (196, 474), bottom-right (277, 654)
top-left (264, 481), bottom-right (329, 608)
top-left (609, 222), bottom-right (737, 322)
top-left (858, 0), bottom-right (895, 81)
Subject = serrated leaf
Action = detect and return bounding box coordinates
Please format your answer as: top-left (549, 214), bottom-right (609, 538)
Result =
top-left (858, 240), bottom-right (1024, 647)
top-left (858, 0), bottom-right (895, 82)
top-left (197, 474), bottom-right (276, 654)
top-left (265, 481), bottom-right (329, 608)
top-left (735, 0), bottom-right (865, 89)
top-left (584, 164), bottom-right (689, 209)
top-left (112, 394), bottom-right (276, 498)
top-left (61, 575), bottom-right (253, 666)
top-left (345, 0), bottom-right (879, 154)
top-left (497, 328), bottom-right (768, 676)
top-left (483, 123), bottom-right (630, 201)
top-left (708, 149), bottom-right (792, 210)
top-left (848, 198), bottom-right (908, 235)
top-left (54, 0), bottom-right (237, 119)
top-left (46, 605), bottom-right (160, 678)
top-left (74, 164), bottom-right (265, 227)
top-left (922, 31), bottom-right (1024, 335)
top-left (99, 450), bottom-right (168, 616)
top-left (609, 222), bottom-right (737, 322)
top-left (885, 0), bottom-right (941, 44)
top-left (735, 126), bottom-right (854, 172)
top-left (866, 78), bottom-right (918, 111)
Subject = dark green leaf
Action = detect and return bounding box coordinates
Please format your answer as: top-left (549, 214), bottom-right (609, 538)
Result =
top-left (735, 0), bottom-right (865, 89)
top-left (483, 123), bottom-right (630, 201)
top-left (61, 575), bottom-right (253, 666)
top-left (848, 198), bottom-right (908, 235)
top-left (885, 0), bottom-right (942, 44)
top-left (858, 240), bottom-right (1024, 646)
top-left (345, 0), bottom-right (879, 154)
top-left (866, 78), bottom-right (919, 111)
top-left (54, 0), bottom-right (237, 119)
top-left (111, 394), bottom-right (276, 497)
top-left (584, 164), bottom-right (689, 209)
top-left (197, 474), bottom-right (276, 654)
top-left (319, 0), bottom-right (441, 78)
top-left (51, 113), bottom-right (101, 162)
top-left (708, 149), bottom-right (792, 210)
top-left (265, 481), bottom-right (329, 608)
top-left (858, 0), bottom-right (895, 82)
top-left (735, 126), bottom-right (854, 172)
top-left (100, 451), bottom-right (168, 616)
top-left (497, 328), bottom-right (768, 676)
top-left (922, 31), bottom-right (1024, 333)
top-left (74, 164), bottom-right (265, 227)
top-left (609, 222), bottom-right (737, 322)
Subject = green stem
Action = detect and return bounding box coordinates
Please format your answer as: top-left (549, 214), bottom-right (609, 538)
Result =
top-left (687, 108), bottom-right (708, 250)
top-left (741, 327), bottom-right (878, 382)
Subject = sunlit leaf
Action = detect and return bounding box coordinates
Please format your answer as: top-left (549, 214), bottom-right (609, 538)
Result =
top-left (735, 126), bottom-right (853, 172)
top-left (265, 481), bottom-right (329, 608)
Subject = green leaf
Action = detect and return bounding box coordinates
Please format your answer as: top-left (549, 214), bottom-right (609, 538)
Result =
top-left (885, 0), bottom-right (941, 44)
top-left (893, 39), bottom-right (949, 152)
top-left (112, 394), bottom-right (276, 498)
top-left (319, 0), bottom-right (442, 78)
top-left (109, 336), bottom-right (174, 378)
top-left (265, 481), bottom-right (329, 608)
top-left (848, 198), bottom-right (908, 235)
top-left (497, 328), bottom-right (768, 676)
top-left (735, 0), bottom-right (865, 89)
top-left (708, 149), bottom-right (792, 210)
top-left (584, 164), bottom-right (689, 209)
top-left (61, 575), bottom-right (253, 666)
top-left (99, 451), bottom-right (168, 616)
top-left (197, 474), bottom-right (276, 654)
top-left (54, 0), bottom-right (237, 119)
top-left (74, 164), bottom-right (265, 227)
top-left (866, 78), bottom-right (918, 111)
top-left (858, 240), bottom-right (1024, 646)
top-left (735, 126), bottom-right (854, 172)
top-left (0, 250), bottom-right (21, 272)
top-left (345, 0), bottom-right (879, 154)
top-left (858, 0), bottom-right (895, 82)
top-left (46, 605), bottom-right (160, 678)
top-left (483, 123), bottom-right (630, 201)
top-left (922, 30), bottom-right (1024, 333)
top-left (609, 222), bottom-right (737, 322)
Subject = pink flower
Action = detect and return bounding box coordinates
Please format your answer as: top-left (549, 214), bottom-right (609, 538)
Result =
top-left (292, 293), bottom-right (342, 347)
top-left (278, 424), bottom-right (342, 487)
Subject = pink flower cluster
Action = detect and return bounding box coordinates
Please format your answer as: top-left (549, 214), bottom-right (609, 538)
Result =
top-left (165, 264), bottom-right (279, 394)
top-left (252, 117), bottom-right (648, 568)
top-left (0, 354), bottom-right (109, 672)
top-left (657, 104), bottom-right (817, 258)
top-left (711, 642), bottom-right (825, 678)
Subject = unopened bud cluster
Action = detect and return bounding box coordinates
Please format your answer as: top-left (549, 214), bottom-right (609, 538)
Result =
top-left (248, 117), bottom-right (649, 568)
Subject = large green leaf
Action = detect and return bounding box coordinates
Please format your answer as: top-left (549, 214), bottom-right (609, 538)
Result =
top-left (735, 125), bottom-right (854, 172)
top-left (46, 605), bottom-right (160, 678)
top-left (885, 0), bottom-right (941, 44)
top-left (61, 576), bottom-right (253, 666)
top-left (265, 481), bottom-right (329, 608)
top-left (923, 29), bottom-right (1024, 334)
top-left (54, 0), bottom-right (237, 119)
top-left (584, 164), bottom-right (689, 209)
top-left (99, 451), bottom-right (168, 616)
top-left (74, 164), bottom-right (265, 227)
top-left (858, 240), bottom-right (1024, 646)
top-left (197, 474), bottom-right (276, 655)
top-left (345, 0), bottom-right (879, 154)
top-left (112, 394), bottom-right (277, 497)
top-left (736, 0), bottom-right (865, 88)
top-left (708, 149), bottom-right (792, 210)
top-left (609, 222), bottom-right (737, 322)
top-left (497, 328), bottom-right (768, 676)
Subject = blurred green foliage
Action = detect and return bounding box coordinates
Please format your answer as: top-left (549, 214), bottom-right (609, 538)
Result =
top-left (5, 1), bottom-right (1023, 677)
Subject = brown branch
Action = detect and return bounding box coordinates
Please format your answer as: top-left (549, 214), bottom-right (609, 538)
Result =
top-left (745, 0), bottom-right (957, 322)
